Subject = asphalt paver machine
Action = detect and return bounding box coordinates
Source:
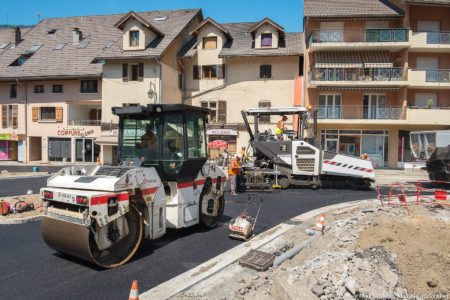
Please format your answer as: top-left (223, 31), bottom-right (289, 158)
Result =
top-left (40, 104), bottom-right (226, 268)
top-left (241, 107), bottom-right (375, 189)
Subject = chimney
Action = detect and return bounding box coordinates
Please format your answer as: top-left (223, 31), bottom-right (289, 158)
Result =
top-left (73, 28), bottom-right (82, 44)
top-left (11, 27), bottom-right (21, 45)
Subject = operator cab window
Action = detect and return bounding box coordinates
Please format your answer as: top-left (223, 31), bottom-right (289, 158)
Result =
top-left (163, 114), bottom-right (185, 175)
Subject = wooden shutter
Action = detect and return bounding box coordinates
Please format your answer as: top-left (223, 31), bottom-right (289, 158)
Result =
top-left (260, 65), bottom-right (265, 78)
top-left (122, 63), bottom-right (128, 82)
top-left (138, 63), bottom-right (144, 81)
top-left (217, 64), bottom-right (226, 79)
top-left (203, 37), bottom-right (217, 50)
top-left (266, 65), bottom-right (272, 78)
top-left (1, 105), bottom-right (6, 128)
top-left (32, 107), bottom-right (38, 122)
top-left (55, 107), bottom-right (63, 123)
top-left (12, 105), bottom-right (18, 129)
top-left (193, 65), bottom-right (200, 80)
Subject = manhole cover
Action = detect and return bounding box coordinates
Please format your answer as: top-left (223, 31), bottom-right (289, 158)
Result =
top-left (239, 249), bottom-right (275, 271)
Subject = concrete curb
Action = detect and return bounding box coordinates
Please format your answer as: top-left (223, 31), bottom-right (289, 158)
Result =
top-left (0, 174), bottom-right (50, 180)
top-left (141, 198), bottom-right (378, 299)
top-left (0, 214), bottom-right (43, 225)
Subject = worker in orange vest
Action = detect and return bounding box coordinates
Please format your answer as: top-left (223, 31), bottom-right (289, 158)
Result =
top-left (228, 156), bottom-right (241, 195)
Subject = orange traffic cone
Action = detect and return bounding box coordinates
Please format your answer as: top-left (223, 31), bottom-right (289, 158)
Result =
top-left (313, 214), bottom-right (326, 232)
top-left (96, 156), bottom-right (100, 165)
top-left (128, 280), bottom-right (139, 300)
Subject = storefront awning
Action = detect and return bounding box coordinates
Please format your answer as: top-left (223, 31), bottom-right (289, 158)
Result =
top-left (315, 51), bottom-right (392, 68)
top-left (95, 136), bottom-right (118, 146)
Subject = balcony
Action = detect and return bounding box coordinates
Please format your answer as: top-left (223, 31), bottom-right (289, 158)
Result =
top-left (309, 29), bottom-right (410, 51)
top-left (408, 69), bottom-right (450, 89)
top-left (69, 120), bottom-right (101, 126)
top-left (316, 106), bottom-right (406, 124)
top-left (309, 67), bottom-right (407, 88)
top-left (410, 31), bottom-right (450, 52)
top-left (407, 107), bottom-right (450, 125)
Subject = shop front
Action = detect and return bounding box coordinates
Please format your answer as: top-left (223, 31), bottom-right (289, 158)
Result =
top-left (206, 128), bottom-right (238, 158)
top-left (321, 129), bottom-right (389, 168)
top-left (0, 133), bottom-right (24, 161)
top-left (46, 127), bottom-right (100, 163)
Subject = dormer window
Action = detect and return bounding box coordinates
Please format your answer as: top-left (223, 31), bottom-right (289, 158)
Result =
top-left (261, 33), bottom-right (273, 47)
top-left (203, 36), bottom-right (217, 50)
top-left (130, 31), bottom-right (140, 47)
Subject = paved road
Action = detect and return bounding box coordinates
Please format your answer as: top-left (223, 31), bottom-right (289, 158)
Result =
top-left (0, 176), bottom-right (49, 197)
top-left (0, 177), bottom-right (375, 299)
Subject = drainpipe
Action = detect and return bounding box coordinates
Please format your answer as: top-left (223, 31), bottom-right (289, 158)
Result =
top-left (156, 57), bottom-right (162, 104)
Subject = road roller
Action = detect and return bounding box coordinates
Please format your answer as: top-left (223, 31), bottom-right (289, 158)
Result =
top-left (40, 104), bottom-right (226, 268)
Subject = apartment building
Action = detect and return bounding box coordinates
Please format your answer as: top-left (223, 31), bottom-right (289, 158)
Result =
top-left (179, 17), bottom-right (303, 151)
top-left (304, 0), bottom-right (450, 168)
top-left (95, 9), bottom-right (203, 164)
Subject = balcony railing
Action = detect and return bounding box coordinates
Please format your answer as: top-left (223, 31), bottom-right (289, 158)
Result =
top-left (309, 29), bottom-right (409, 43)
top-left (70, 120), bottom-right (101, 126)
top-left (418, 31), bottom-right (450, 44)
top-left (316, 106), bottom-right (405, 120)
top-left (310, 68), bottom-right (405, 82)
top-left (421, 69), bottom-right (450, 83)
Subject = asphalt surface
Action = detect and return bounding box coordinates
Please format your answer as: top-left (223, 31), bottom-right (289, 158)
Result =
top-left (0, 165), bottom-right (65, 173)
top-left (0, 176), bottom-right (50, 197)
top-left (0, 177), bottom-right (375, 299)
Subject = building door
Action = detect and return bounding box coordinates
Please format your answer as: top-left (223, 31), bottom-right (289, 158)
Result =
top-left (361, 135), bottom-right (385, 168)
top-left (319, 94), bottom-right (341, 119)
top-left (417, 21), bottom-right (440, 44)
top-left (76, 138), bottom-right (97, 162)
top-left (417, 57), bottom-right (439, 82)
top-left (363, 95), bottom-right (386, 119)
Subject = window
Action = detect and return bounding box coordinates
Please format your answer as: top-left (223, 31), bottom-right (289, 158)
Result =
top-left (10, 84), bottom-right (17, 99)
top-left (89, 109), bottom-right (102, 120)
top-left (203, 36), bottom-right (217, 50)
top-left (1, 105), bottom-right (18, 129)
top-left (163, 114), bottom-right (185, 175)
top-left (202, 65), bottom-right (217, 79)
top-left (52, 84), bottom-right (63, 93)
top-left (131, 65), bottom-right (139, 81)
top-left (34, 85), bottom-right (44, 93)
top-left (54, 43), bottom-right (66, 50)
top-left (261, 33), bottom-right (273, 47)
top-left (178, 73), bottom-right (183, 90)
top-left (259, 101), bottom-right (271, 123)
top-left (130, 31), bottom-right (139, 47)
top-left (186, 114), bottom-right (207, 159)
top-left (201, 100), bottom-right (226, 123)
top-left (194, 65), bottom-right (225, 80)
top-left (318, 94), bottom-right (341, 119)
top-left (10, 53), bottom-right (34, 66)
top-left (260, 65), bottom-right (272, 79)
top-left (80, 80), bottom-right (98, 93)
top-left (40, 107), bottom-right (56, 121)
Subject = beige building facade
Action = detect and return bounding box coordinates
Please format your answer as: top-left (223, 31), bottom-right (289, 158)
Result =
top-left (304, 0), bottom-right (450, 168)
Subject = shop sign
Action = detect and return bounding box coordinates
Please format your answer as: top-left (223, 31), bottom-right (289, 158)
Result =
top-left (207, 129), bottom-right (238, 136)
top-left (57, 127), bottom-right (95, 137)
top-left (0, 134), bottom-right (9, 141)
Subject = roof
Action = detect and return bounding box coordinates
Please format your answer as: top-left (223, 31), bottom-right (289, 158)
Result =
top-left (404, 0), bottom-right (450, 5)
top-left (114, 11), bottom-right (164, 36)
top-left (219, 22), bottom-right (302, 58)
top-left (189, 17), bottom-right (231, 39)
top-left (304, 0), bottom-right (404, 18)
top-left (0, 15), bottom-right (124, 80)
top-left (249, 17), bottom-right (285, 34)
top-left (97, 9), bottom-right (201, 60)
top-left (0, 9), bottom-right (200, 81)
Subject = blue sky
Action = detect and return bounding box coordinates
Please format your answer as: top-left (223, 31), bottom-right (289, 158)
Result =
top-left (2, 0), bottom-right (304, 32)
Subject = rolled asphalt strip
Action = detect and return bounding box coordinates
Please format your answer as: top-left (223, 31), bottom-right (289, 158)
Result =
top-left (141, 198), bottom-right (378, 299)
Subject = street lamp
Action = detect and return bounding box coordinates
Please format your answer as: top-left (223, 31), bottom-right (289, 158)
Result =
top-left (147, 82), bottom-right (155, 100)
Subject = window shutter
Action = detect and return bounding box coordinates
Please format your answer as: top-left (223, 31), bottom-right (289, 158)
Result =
top-left (55, 107), bottom-right (63, 123)
top-left (266, 65), bottom-right (272, 78)
top-left (260, 65), bottom-right (265, 78)
top-left (89, 109), bottom-right (97, 120)
top-left (138, 63), bottom-right (144, 81)
top-left (122, 63), bottom-right (128, 82)
top-left (32, 107), bottom-right (38, 122)
top-left (12, 105), bottom-right (18, 129)
top-left (218, 101), bottom-right (227, 123)
top-left (1, 105), bottom-right (6, 128)
top-left (193, 65), bottom-right (200, 80)
top-left (217, 64), bottom-right (226, 79)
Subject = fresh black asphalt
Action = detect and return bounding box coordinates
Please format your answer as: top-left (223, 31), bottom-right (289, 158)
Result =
top-left (0, 177), bottom-right (375, 299)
